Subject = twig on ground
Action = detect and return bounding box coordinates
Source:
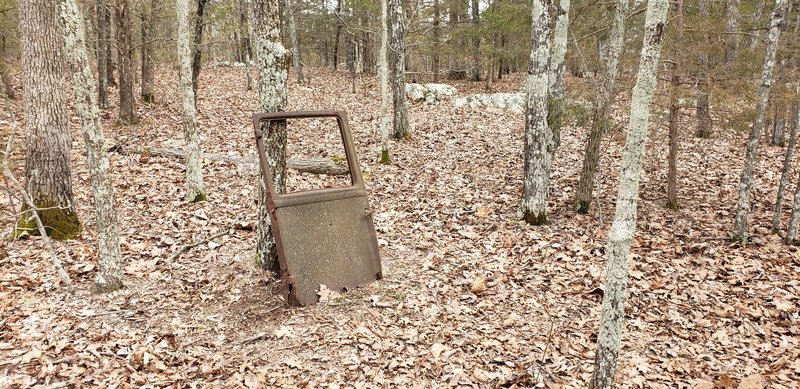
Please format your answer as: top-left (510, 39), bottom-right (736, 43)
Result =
top-left (167, 228), bottom-right (234, 263)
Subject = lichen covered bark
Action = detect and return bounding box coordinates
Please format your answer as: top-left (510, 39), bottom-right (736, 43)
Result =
top-left (732, 0), bottom-right (787, 242)
top-left (519, 0), bottom-right (552, 225)
top-left (177, 0), bottom-right (207, 203)
top-left (17, 0), bottom-right (81, 241)
top-left (591, 0), bottom-right (668, 387)
top-left (61, 0), bottom-right (124, 292)
top-left (251, 0), bottom-right (288, 271)
top-left (390, 0), bottom-right (410, 139)
top-left (575, 0), bottom-right (629, 214)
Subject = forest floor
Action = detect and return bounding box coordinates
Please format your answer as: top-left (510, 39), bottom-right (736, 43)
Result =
top-left (1, 66), bottom-right (799, 388)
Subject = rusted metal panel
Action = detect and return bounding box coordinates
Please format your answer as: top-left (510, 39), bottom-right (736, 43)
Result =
top-left (253, 111), bottom-right (382, 306)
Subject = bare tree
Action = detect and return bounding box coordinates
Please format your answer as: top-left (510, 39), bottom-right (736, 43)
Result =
top-left (575, 0), bottom-right (629, 213)
top-left (390, 0), bottom-right (410, 139)
top-left (732, 0), bottom-right (787, 242)
top-left (60, 0), bottom-right (124, 291)
top-left (192, 0), bottom-right (209, 101)
top-left (140, 0), bottom-right (156, 103)
top-left (380, 0), bottom-right (390, 163)
top-left (96, 0), bottom-right (111, 108)
top-left (177, 0), bottom-right (207, 202)
top-left (470, 0), bottom-right (480, 81)
top-left (287, 0), bottom-right (304, 84)
top-left (116, 0), bottom-right (135, 123)
top-left (251, 0), bottom-right (288, 271)
top-left (519, 0), bottom-right (552, 225)
top-left (695, 0), bottom-right (712, 138)
top-left (591, 1), bottom-right (668, 387)
top-left (724, 0), bottom-right (740, 65)
top-left (432, 0), bottom-right (441, 82)
top-left (666, 0), bottom-right (683, 209)
top-left (548, 0), bottom-right (570, 156)
top-left (17, 0), bottom-right (81, 240)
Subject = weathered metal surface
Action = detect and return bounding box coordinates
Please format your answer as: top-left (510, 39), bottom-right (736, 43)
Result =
top-left (253, 111), bottom-right (382, 306)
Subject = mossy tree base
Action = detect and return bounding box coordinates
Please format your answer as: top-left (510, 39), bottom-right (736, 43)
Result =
top-left (186, 191), bottom-right (208, 203)
top-left (15, 202), bottom-right (82, 240)
top-left (380, 149), bottom-right (391, 165)
top-left (141, 94), bottom-right (155, 104)
top-left (522, 210), bottom-right (548, 226)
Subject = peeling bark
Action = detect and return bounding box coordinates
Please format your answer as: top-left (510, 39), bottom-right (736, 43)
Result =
top-left (60, 0), bottom-right (124, 292)
top-left (591, 1), bottom-right (668, 387)
top-left (732, 0), bottom-right (787, 242)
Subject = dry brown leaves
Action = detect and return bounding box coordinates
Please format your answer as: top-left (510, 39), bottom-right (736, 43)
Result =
top-left (0, 67), bottom-right (798, 387)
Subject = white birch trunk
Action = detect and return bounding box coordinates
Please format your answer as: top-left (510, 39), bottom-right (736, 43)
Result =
top-left (575, 0), bottom-right (629, 213)
top-left (60, 0), bottom-right (124, 292)
top-left (379, 0), bottom-right (391, 163)
top-left (591, 0), bottom-right (668, 387)
top-left (732, 0), bottom-right (787, 242)
top-left (519, 0), bottom-right (552, 225)
top-left (177, 0), bottom-right (207, 202)
top-left (251, 0), bottom-right (288, 271)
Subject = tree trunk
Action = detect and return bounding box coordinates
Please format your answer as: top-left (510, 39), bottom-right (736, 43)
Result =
top-left (177, 0), bottom-right (207, 203)
top-left (666, 0), bottom-right (683, 209)
top-left (724, 0), bottom-right (739, 65)
top-left (251, 0), bottom-right (288, 271)
top-left (17, 0), bottom-right (81, 240)
top-left (379, 0), bottom-right (391, 163)
top-left (470, 0), bottom-right (480, 81)
top-left (240, 0), bottom-right (253, 90)
top-left (773, 97), bottom-right (798, 232)
top-left (192, 0), bottom-right (208, 102)
top-left (390, 0), bottom-right (410, 139)
top-left (333, 0), bottom-right (343, 70)
top-left (433, 0), bottom-right (440, 82)
top-left (140, 0), bottom-right (156, 103)
top-left (575, 0), bottom-right (629, 214)
top-left (96, 0), bottom-right (110, 107)
top-left (286, 0), bottom-right (304, 84)
top-left (548, 0), bottom-right (570, 153)
top-left (732, 0), bottom-right (787, 242)
top-left (591, 1), bottom-right (668, 387)
top-left (519, 0), bottom-right (552, 225)
top-left (772, 104), bottom-right (786, 146)
top-left (0, 55), bottom-right (15, 99)
top-left (695, 0), bottom-right (712, 138)
top-left (60, 0), bottom-right (124, 292)
top-left (116, 0), bottom-right (135, 123)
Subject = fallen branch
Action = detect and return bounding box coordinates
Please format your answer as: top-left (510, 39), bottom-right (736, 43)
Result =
top-left (108, 144), bottom-right (350, 176)
top-left (167, 228), bottom-right (234, 263)
top-left (2, 111), bottom-right (73, 289)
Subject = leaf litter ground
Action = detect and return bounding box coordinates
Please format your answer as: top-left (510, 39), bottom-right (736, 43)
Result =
top-left (1, 67), bottom-right (799, 388)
